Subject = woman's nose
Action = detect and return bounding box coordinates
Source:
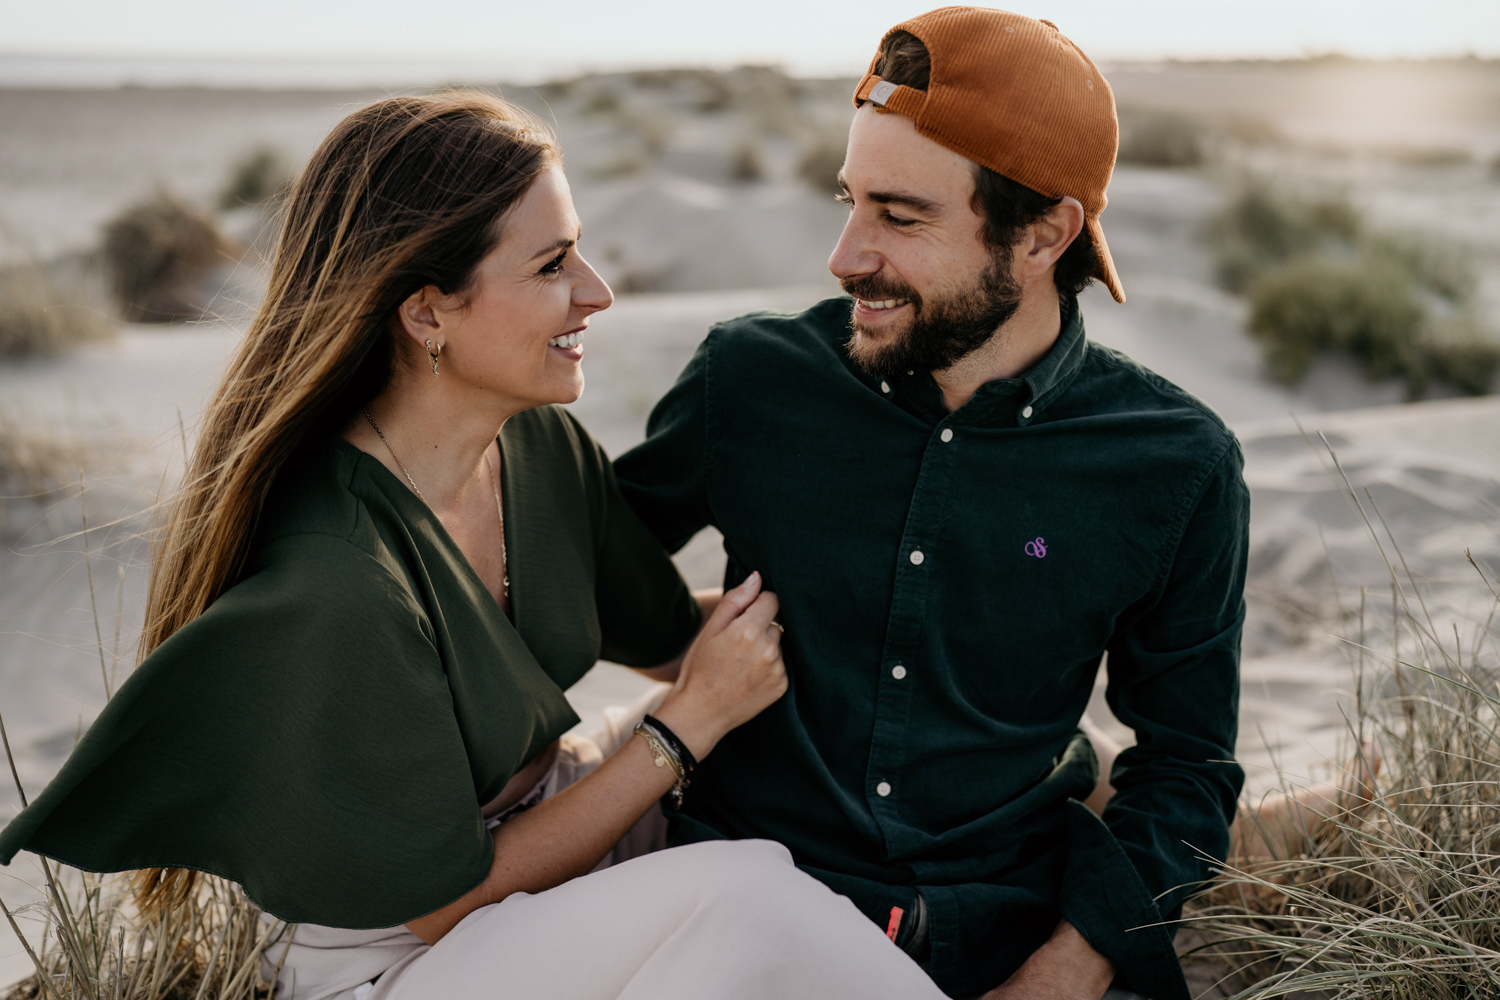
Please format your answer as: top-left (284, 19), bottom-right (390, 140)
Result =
top-left (574, 253), bottom-right (615, 314)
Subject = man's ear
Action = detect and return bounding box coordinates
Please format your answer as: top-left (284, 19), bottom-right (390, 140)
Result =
top-left (1021, 196), bottom-right (1085, 277)
top-left (395, 285), bottom-right (445, 351)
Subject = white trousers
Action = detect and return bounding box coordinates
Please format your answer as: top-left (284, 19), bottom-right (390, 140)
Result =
top-left (371, 839), bottom-right (944, 1000)
top-left (269, 687), bottom-right (944, 1000)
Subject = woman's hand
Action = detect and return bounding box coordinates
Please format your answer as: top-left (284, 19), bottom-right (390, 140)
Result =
top-left (651, 572), bottom-right (787, 760)
top-left (406, 573), bottom-right (785, 944)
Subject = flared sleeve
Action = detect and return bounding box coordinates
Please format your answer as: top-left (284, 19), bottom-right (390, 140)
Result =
top-left (0, 532), bottom-right (495, 929)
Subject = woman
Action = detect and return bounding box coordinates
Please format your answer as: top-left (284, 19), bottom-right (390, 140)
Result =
top-left (0, 94), bottom-right (946, 1000)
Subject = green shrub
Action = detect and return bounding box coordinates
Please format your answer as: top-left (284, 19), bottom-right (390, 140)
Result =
top-left (728, 140), bottom-right (764, 183)
top-left (1247, 257), bottom-right (1500, 397)
top-left (695, 73), bottom-right (735, 113)
top-left (0, 264), bottom-right (111, 359)
top-left (1248, 258), bottom-right (1423, 386)
top-left (1117, 108), bottom-right (1206, 168)
top-left (1362, 232), bottom-right (1474, 303)
top-left (217, 146), bottom-right (293, 210)
top-left (1379, 145), bottom-right (1472, 168)
top-left (101, 193), bottom-right (230, 323)
top-left (1215, 179), bottom-right (1497, 397)
top-left (1211, 184), bottom-right (1361, 293)
top-left (1421, 315), bottom-right (1500, 396)
top-left (580, 89), bottom-right (623, 117)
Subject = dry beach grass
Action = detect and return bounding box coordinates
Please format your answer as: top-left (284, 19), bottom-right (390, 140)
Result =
top-left (0, 866), bottom-right (283, 1000)
top-left (1183, 435), bottom-right (1500, 999)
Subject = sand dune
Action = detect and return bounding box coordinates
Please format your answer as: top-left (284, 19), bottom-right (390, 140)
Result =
top-left (1, 60), bottom-right (1498, 984)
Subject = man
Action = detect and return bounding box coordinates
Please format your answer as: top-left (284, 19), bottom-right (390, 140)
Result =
top-left (615, 9), bottom-right (1247, 999)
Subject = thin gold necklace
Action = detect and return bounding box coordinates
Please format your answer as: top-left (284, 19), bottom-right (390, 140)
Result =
top-left (363, 408), bottom-right (509, 599)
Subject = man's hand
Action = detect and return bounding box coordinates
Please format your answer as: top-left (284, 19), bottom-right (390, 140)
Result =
top-left (981, 920), bottom-right (1115, 1000)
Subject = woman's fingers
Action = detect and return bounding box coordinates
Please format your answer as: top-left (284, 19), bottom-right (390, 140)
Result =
top-left (703, 572), bottom-right (762, 634)
top-left (736, 589), bottom-right (780, 633)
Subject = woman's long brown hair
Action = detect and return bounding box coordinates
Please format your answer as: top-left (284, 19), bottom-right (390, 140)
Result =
top-left (133, 92), bottom-right (558, 916)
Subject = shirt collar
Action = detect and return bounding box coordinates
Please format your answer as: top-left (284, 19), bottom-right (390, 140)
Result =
top-left (891, 295), bottom-right (1088, 428)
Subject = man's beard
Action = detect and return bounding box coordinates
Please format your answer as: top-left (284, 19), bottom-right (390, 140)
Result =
top-left (842, 252), bottom-right (1021, 381)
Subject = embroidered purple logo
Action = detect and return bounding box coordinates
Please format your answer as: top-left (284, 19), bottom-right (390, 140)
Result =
top-left (1024, 537), bottom-right (1047, 558)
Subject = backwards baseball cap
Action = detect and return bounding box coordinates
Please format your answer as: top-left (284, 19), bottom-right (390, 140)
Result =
top-left (854, 7), bottom-right (1125, 303)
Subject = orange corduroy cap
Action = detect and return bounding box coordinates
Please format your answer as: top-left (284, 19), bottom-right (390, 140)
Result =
top-left (854, 7), bottom-right (1125, 303)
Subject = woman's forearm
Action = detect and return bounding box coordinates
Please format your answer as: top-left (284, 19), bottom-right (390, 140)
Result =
top-left (407, 575), bottom-right (784, 944)
top-left (405, 733), bottom-right (677, 943)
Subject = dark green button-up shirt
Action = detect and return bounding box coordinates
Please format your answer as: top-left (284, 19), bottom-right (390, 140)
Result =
top-left (616, 296), bottom-right (1248, 1000)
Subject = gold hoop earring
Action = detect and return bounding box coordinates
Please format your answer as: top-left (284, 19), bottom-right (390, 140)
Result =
top-left (425, 339), bottom-right (442, 378)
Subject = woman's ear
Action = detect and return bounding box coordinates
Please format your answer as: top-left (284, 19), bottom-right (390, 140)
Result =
top-left (395, 285), bottom-right (444, 350)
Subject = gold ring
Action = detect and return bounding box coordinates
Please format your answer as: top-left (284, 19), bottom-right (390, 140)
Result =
top-left (771, 620), bottom-right (785, 633)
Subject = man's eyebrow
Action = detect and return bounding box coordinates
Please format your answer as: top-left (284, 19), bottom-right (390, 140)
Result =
top-left (528, 236), bottom-right (577, 261)
top-left (865, 190), bottom-right (940, 213)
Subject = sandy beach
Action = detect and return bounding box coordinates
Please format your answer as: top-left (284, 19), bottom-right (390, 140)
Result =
top-left (1, 58), bottom-right (1498, 988)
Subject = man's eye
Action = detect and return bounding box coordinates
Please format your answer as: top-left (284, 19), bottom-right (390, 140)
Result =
top-left (540, 251), bottom-right (568, 275)
top-left (835, 191), bottom-right (854, 207)
top-left (884, 212), bottom-right (917, 228)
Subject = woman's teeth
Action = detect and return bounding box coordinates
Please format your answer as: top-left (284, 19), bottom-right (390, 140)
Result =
top-left (858, 298), bottom-right (908, 310)
top-left (548, 331), bottom-right (584, 349)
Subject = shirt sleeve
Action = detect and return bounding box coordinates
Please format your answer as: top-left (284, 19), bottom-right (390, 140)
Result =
top-left (1058, 438), bottom-right (1249, 1000)
top-left (585, 430), bottom-right (704, 667)
top-left (613, 336), bottom-right (715, 554)
top-left (0, 533), bottom-right (496, 930)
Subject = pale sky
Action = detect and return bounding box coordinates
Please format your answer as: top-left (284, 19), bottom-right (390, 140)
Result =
top-left (2, 0), bottom-right (1495, 82)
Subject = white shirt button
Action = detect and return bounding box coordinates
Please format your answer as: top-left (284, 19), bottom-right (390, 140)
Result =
top-left (909, 550), bottom-right (925, 565)
top-left (876, 781), bottom-right (892, 797)
top-left (891, 664), bottom-right (907, 680)
top-left (1021, 405), bottom-right (1034, 419)
top-left (940, 428), bottom-right (953, 442)
top-left (880, 381), bottom-right (891, 394)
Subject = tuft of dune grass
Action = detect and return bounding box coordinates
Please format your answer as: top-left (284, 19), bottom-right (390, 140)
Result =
top-left (217, 148), bottom-right (294, 212)
top-left (0, 869), bottom-right (286, 1000)
top-left (102, 193), bottom-right (232, 325)
top-left (0, 264), bottom-right (112, 361)
top-left (1183, 436), bottom-right (1500, 999)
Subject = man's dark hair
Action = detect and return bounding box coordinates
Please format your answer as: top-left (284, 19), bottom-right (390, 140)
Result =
top-left (873, 31), bottom-right (1100, 297)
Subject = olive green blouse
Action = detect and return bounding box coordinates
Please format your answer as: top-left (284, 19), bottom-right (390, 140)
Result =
top-left (0, 405), bottom-right (701, 928)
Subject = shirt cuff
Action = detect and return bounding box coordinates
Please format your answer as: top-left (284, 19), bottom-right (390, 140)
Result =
top-left (1058, 799), bottom-right (1189, 1000)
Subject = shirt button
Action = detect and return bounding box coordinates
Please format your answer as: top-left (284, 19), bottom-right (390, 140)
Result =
top-left (876, 781), bottom-right (892, 797)
top-left (940, 428), bottom-right (953, 442)
top-left (891, 664), bottom-right (907, 680)
top-left (880, 381), bottom-right (891, 394)
top-left (909, 550), bottom-right (925, 565)
top-left (1021, 405), bottom-right (1034, 419)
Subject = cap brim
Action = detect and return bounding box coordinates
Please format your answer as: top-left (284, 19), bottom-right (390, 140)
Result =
top-left (1086, 215), bottom-right (1125, 304)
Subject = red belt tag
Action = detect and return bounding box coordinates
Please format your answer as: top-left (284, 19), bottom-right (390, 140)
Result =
top-left (886, 905), bottom-right (905, 942)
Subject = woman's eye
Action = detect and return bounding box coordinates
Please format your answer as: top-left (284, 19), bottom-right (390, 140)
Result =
top-left (539, 251), bottom-right (568, 275)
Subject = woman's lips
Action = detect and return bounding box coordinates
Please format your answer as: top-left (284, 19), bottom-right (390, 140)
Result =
top-left (547, 327), bottom-right (585, 359)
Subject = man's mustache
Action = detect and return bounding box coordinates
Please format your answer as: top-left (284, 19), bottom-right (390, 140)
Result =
top-left (840, 275), bottom-right (923, 311)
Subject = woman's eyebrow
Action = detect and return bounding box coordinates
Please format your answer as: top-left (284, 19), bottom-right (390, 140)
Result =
top-left (527, 235), bottom-right (577, 261)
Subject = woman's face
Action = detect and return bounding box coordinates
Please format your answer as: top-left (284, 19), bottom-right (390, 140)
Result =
top-left (414, 163), bottom-right (613, 410)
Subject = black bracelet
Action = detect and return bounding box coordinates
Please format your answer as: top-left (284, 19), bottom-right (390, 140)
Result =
top-left (641, 715), bottom-right (698, 775)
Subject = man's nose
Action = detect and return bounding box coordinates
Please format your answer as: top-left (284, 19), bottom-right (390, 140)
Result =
top-left (827, 214), bottom-right (881, 283)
